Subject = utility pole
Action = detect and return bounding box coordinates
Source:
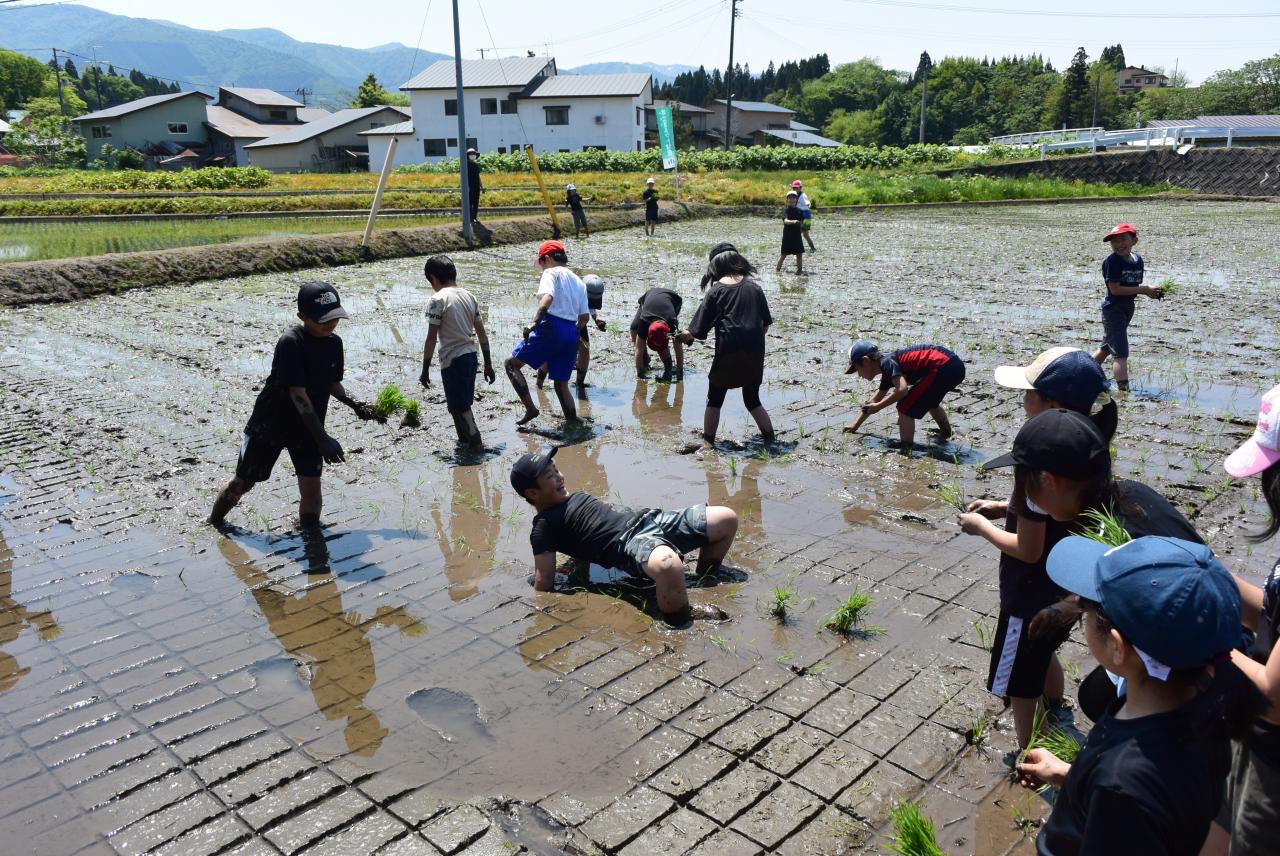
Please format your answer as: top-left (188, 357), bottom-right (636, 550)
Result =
top-left (51, 48), bottom-right (66, 117)
top-left (452, 0), bottom-right (473, 245)
top-left (294, 87), bottom-right (312, 106)
top-left (723, 0), bottom-right (741, 150)
top-left (1091, 67), bottom-right (1101, 128)
top-left (89, 46), bottom-right (104, 110)
top-left (918, 54), bottom-right (929, 144)
top-left (477, 49), bottom-right (487, 60)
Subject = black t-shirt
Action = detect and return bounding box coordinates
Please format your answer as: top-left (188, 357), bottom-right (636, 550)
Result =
top-left (1001, 480), bottom-right (1198, 618)
top-left (567, 190), bottom-right (584, 211)
top-left (643, 188), bottom-right (658, 210)
top-left (530, 492), bottom-right (644, 569)
top-left (688, 278), bottom-right (772, 355)
top-left (1101, 251), bottom-right (1143, 309)
top-left (467, 159), bottom-right (482, 192)
top-left (1252, 556), bottom-right (1280, 663)
top-left (245, 326), bottom-right (344, 437)
top-left (1037, 695), bottom-right (1230, 856)
top-left (635, 287), bottom-right (682, 327)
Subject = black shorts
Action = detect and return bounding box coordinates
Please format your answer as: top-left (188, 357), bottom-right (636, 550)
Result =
top-left (646, 205), bottom-right (659, 221)
top-left (899, 356), bottom-right (965, 420)
top-left (986, 609), bottom-right (1070, 699)
top-left (441, 351), bottom-right (478, 413)
top-left (235, 429), bottom-right (322, 482)
top-left (1101, 302), bottom-right (1136, 359)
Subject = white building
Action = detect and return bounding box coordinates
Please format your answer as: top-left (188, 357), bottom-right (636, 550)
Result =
top-left (245, 106), bottom-right (410, 173)
top-left (366, 56), bottom-right (652, 170)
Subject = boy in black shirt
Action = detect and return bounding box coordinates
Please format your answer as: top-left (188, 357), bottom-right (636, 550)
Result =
top-left (630, 286), bottom-right (693, 381)
top-left (1090, 223), bottom-right (1164, 392)
top-left (511, 446), bottom-right (737, 624)
top-left (209, 282), bottom-right (384, 529)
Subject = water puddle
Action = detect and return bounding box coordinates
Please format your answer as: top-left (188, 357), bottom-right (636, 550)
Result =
top-left (108, 571), bottom-right (157, 593)
top-left (489, 801), bottom-right (569, 856)
top-left (406, 687), bottom-right (492, 743)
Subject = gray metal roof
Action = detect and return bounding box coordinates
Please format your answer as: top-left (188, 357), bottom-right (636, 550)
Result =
top-left (759, 128), bottom-right (841, 148)
top-left (713, 99), bottom-right (794, 114)
top-left (222, 87), bottom-right (304, 108)
top-left (526, 73), bottom-right (650, 99)
top-left (245, 106), bottom-right (410, 148)
top-left (73, 91), bottom-right (211, 122)
top-left (647, 99), bottom-right (712, 114)
top-left (0, 119), bottom-right (10, 134)
top-left (359, 119), bottom-right (415, 136)
top-left (789, 119), bottom-right (817, 131)
top-left (402, 57), bottom-right (553, 90)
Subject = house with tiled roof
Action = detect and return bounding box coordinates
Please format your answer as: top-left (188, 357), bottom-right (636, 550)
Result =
top-left (205, 87), bottom-right (331, 166)
top-left (379, 56), bottom-right (653, 168)
top-left (246, 106), bottom-right (410, 172)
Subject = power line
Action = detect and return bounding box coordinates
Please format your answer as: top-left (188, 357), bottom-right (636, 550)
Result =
top-left (835, 0), bottom-right (1280, 19)
top-left (406, 0), bottom-right (436, 80)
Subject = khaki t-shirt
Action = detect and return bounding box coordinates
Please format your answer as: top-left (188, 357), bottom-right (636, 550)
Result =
top-left (427, 286), bottom-right (481, 369)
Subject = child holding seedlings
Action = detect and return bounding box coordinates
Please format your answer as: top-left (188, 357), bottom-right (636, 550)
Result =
top-left (843, 341), bottom-right (966, 448)
top-left (957, 347), bottom-right (1114, 749)
top-left (1090, 222), bottom-right (1164, 392)
top-left (511, 445), bottom-right (737, 625)
top-left (777, 190), bottom-right (805, 274)
top-left (537, 274), bottom-right (607, 390)
top-left (505, 241), bottom-right (590, 426)
top-left (1017, 534), bottom-right (1266, 856)
top-left (419, 255), bottom-right (496, 451)
top-left (791, 179), bottom-right (816, 251)
top-left (565, 184), bottom-right (590, 238)
top-left (689, 246), bottom-right (776, 447)
top-left (208, 282), bottom-right (385, 529)
top-left (630, 285), bottom-right (693, 382)
top-left (643, 177), bottom-right (659, 236)
top-left (1203, 384), bottom-right (1280, 856)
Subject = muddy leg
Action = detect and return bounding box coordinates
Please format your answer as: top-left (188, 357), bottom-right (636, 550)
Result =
top-left (554, 380), bottom-right (578, 423)
top-left (458, 410), bottom-right (483, 450)
top-left (634, 334), bottom-right (648, 378)
top-left (775, 254), bottom-right (784, 273)
top-left (297, 476), bottom-right (322, 527)
top-left (897, 412), bottom-right (917, 449)
top-left (1011, 695), bottom-right (1044, 751)
top-left (643, 546), bottom-right (690, 620)
top-left (804, 230), bottom-right (816, 251)
top-left (702, 407), bottom-right (721, 445)
top-left (749, 406), bottom-right (774, 445)
top-left (1113, 356), bottom-right (1130, 389)
top-left (535, 364), bottom-right (548, 389)
top-left (1044, 655), bottom-right (1065, 706)
top-left (928, 406), bottom-right (953, 439)
top-left (449, 411), bottom-right (469, 444)
top-left (505, 357), bottom-right (540, 424)
top-left (209, 476), bottom-right (252, 526)
top-left (795, 256), bottom-right (803, 274)
top-left (694, 505), bottom-right (739, 575)
top-left (575, 339), bottom-right (590, 387)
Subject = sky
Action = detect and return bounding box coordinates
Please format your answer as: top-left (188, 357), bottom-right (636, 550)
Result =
top-left (58, 0), bottom-right (1280, 84)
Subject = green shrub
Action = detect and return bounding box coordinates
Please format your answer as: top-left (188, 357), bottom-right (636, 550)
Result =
top-left (34, 166), bottom-right (273, 192)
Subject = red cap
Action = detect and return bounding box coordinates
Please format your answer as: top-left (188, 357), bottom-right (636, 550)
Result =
top-left (1103, 223), bottom-right (1137, 242)
top-left (791, 180), bottom-right (802, 188)
top-left (537, 240), bottom-right (566, 258)
top-left (646, 320), bottom-right (671, 350)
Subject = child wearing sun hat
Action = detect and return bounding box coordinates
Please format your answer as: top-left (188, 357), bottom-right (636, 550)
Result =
top-left (1089, 223), bottom-right (1165, 392)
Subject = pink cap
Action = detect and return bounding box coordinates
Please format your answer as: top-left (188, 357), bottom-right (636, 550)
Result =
top-left (1225, 384), bottom-right (1280, 477)
top-left (791, 180), bottom-right (803, 189)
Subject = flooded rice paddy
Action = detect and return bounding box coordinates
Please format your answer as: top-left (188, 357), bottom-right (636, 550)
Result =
top-left (0, 201), bottom-right (1278, 854)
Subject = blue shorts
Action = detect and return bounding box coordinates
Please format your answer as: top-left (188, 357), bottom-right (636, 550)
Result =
top-left (512, 316), bottom-right (579, 382)
top-left (616, 505), bottom-right (710, 578)
top-left (1101, 303), bottom-right (1136, 359)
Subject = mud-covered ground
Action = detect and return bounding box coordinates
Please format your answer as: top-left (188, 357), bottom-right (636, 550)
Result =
top-left (0, 201), bottom-right (1278, 855)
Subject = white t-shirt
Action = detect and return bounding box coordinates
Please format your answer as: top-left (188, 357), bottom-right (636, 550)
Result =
top-left (796, 192), bottom-right (811, 212)
top-left (537, 267), bottom-right (589, 323)
top-left (426, 286), bottom-right (481, 369)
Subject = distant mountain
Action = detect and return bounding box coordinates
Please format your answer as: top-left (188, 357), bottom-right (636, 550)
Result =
top-left (564, 62), bottom-right (697, 85)
top-left (0, 5), bottom-right (448, 107)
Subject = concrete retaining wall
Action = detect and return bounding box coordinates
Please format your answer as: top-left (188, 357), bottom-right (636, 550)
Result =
top-left (956, 146), bottom-right (1280, 197)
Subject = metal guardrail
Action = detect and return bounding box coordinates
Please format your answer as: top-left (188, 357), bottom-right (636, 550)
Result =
top-left (990, 127), bottom-right (1104, 146)
top-left (1028, 125), bottom-right (1280, 160)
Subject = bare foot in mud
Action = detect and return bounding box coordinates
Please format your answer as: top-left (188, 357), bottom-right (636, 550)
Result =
top-left (689, 603), bottom-right (729, 621)
top-left (516, 408), bottom-right (540, 425)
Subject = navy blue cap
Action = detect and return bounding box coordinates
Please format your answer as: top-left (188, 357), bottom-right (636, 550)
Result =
top-left (845, 341), bottom-right (878, 374)
top-left (995, 348), bottom-right (1107, 412)
top-left (1047, 535), bottom-right (1242, 670)
top-left (297, 281), bottom-right (349, 323)
top-left (983, 409), bottom-right (1108, 478)
top-left (510, 446), bottom-right (558, 495)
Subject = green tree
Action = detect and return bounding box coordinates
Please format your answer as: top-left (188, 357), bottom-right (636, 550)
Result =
top-left (352, 73), bottom-right (390, 108)
top-left (63, 58), bottom-right (78, 79)
top-left (5, 115), bottom-right (86, 166)
top-left (1044, 47), bottom-right (1090, 129)
top-left (0, 49), bottom-right (54, 110)
top-left (822, 108), bottom-right (879, 145)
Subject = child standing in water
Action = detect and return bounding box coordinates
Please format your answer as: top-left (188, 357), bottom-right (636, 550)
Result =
top-left (643, 177), bottom-right (659, 236)
top-left (777, 190), bottom-right (805, 275)
top-left (844, 341), bottom-right (965, 448)
top-left (792, 180), bottom-right (816, 252)
top-left (1090, 223), bottom-right (1164, 392)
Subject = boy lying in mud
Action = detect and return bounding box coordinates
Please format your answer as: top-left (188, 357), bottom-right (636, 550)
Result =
top-left (209, 282), bottom-right (384, 530)
top-left (511, 446), bottom-right (735, 625)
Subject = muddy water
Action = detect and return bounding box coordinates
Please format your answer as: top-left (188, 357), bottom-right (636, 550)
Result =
top-left (0, 201), bottom-right (1278, 852)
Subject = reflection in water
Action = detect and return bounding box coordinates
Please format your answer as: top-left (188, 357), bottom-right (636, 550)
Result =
top-left (631, 378), bottom-right (686, 434)
top-left (705, 455), bottom-right (767, 549)
top-left (219, 532), bottom-right (425, 756)
top-left (0, 527), bottom-right (61, 692)
top-left (432, 461), bottom-right (505, 601)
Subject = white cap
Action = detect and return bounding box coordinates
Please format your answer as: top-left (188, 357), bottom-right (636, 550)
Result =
top-left (993, 347), bottom-right (1081, 390)
top-left (566, 183), bottom-right (576, 190)
top-left (646, 177), bottom-right (656, 183)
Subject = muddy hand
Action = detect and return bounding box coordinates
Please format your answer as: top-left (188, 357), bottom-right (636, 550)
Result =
top-left (320, 435), bottom-right (345, 464)
top-left (1028, 597), bottom-right (1081, 641)
top-left (352, 399), bottom-right (387, 423)
top-left (966, 499), bottom-right (1005, 519)
top-left (957, 512), bottom-right (986, 536)
top-left (419, 370), bottom-right (432, 389)
top-left (483, 364), bottom-right (496, 384)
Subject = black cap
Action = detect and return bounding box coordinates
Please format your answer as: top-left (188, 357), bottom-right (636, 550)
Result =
top-left (984, 409), bottom-right (1108, 478)
top-left (510, 446), bottom-right (558, 495)
top-left (708, 242), bottom-right (737, 260)
top-left (297, 281), bottom-right (350, 323)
